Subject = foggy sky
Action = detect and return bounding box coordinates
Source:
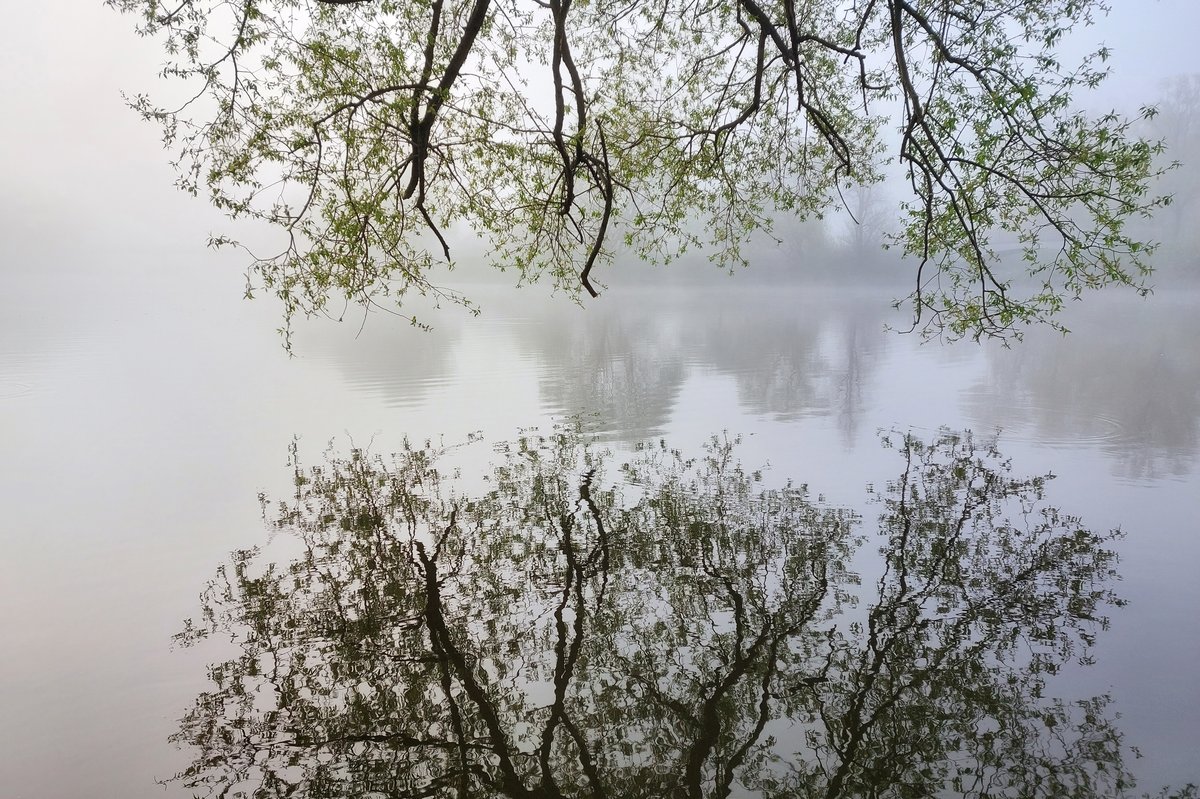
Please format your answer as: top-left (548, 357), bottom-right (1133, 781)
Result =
top-left (1, 0), bottom-right (1198, 284)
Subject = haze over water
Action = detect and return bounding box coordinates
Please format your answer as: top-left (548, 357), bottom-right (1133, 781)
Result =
top-left (2, 260), bottom-right (1198, 797)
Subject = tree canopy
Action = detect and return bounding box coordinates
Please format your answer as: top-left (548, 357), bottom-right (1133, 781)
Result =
top-left (112, 0), bottom-right (1169, 339)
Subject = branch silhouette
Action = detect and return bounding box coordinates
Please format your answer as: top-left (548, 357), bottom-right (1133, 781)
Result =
top-left (167, 428), bottom-right (1187, 798)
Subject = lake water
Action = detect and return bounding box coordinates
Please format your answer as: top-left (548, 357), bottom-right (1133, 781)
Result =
top-left (2, 262), bottom-right (1198, 797)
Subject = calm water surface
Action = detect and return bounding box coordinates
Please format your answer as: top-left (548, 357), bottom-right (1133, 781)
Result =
top-left (2, 264), bottom-right (1198, 797)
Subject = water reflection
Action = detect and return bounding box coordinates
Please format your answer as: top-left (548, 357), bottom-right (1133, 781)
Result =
top-left (969, 295), bottom-right (1200, 480)
top-left (504, 287), bottom-right (886, 441)
top-left (169, 427), bottom-right (1187, 797)
top-left (295, 309), bottom-right (465, 409)
top-left (288, 287), bottom-right (1200, 476)
top-left (691, 292), bottom-right (885, 442)
top-left (510, 293), bottom-right (690, 439)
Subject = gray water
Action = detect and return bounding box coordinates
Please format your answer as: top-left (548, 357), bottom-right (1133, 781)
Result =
top-left (2, 261), bottom-right (1198, 798)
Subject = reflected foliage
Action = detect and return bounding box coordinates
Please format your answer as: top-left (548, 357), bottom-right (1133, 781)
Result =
top-left (519, 296), bottom-right (690, 440)
top-left (692, 292), bottom-right (885, 442)
top-left (507, 288), bottom-right (886, 442)
top-left (172, 428), bottom-right (1180, 797)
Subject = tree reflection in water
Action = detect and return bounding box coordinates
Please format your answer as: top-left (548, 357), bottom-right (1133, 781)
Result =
top-left (170, 428), bottom-right (1187, 798)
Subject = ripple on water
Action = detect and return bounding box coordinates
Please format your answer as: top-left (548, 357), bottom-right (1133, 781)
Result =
top-left (0, 378), bottom-right (33, 400)
top-left (970, 397), bottom-right (1133, 451)
top-left (1033, 407), bottom-right (1125, 446)
top-left (0, 354), bottom-right (38, 400)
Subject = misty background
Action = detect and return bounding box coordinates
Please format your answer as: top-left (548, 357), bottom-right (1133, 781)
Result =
top-left (3, 2), bottom-right (1199, 295)
top-left (2, 3), bottom-right (1200, 799)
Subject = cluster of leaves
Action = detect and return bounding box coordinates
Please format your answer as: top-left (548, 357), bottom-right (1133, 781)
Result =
top-left (111, 0), bottom-right (1169, 341)
top-left (159, 425), bottom-right (1190, 798)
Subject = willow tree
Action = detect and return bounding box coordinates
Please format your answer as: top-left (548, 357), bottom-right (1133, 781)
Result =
top-left (112, 0), bottom-right (1168, 339)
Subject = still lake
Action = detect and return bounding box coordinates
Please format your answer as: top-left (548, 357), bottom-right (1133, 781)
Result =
top-left (2, 262), bottom-right (1198, 798)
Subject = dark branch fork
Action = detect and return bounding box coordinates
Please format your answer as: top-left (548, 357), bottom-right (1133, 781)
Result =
top-left (309, 0), bottom-right (872, 300)
top-left (125, 0), bottom-right (1164, 342)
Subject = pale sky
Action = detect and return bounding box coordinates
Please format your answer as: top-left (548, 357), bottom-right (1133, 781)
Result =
top-left (1, 0), bottom-right (1198, 278)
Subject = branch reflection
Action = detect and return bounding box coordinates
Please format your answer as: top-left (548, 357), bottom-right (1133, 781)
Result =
top-left (171, 428), bottom-right (1178, 797)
